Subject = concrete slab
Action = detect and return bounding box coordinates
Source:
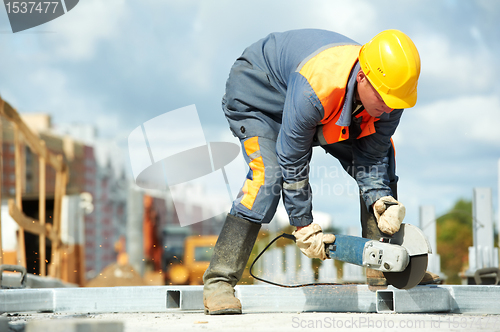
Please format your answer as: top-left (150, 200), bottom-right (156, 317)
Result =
top-left (5, 312), bottom-right (500, 332)
top-left (0, 317), bottom-right (9, 331)
top-left (25, 320), bottom-right (124, 332)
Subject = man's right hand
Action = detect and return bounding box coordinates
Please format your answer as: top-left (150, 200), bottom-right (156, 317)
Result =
top-left (373, 196), bottom-right (406, 235)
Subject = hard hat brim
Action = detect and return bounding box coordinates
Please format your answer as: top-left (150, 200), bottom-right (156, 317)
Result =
top-left (378, 87), bottom-right (418, 109)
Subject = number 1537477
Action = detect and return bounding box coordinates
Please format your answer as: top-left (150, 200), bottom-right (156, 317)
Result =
top-left (5, 2), bottom-right (59, 14)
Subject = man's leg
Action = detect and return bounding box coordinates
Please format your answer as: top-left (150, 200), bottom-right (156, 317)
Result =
top-left (359, 142), bottom-right (399, 285)
top-left (360, 182), bottom-right (398, 285)
top-left (322, 140), bottom-right (396, 285)
top-left (359, 139), bottom-right (398, 239)
top-left (203, 137), bottom-right (282, 315)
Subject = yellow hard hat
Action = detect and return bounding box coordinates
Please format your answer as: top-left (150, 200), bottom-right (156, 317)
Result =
top-left (359, 29), bottom-right (421, 109)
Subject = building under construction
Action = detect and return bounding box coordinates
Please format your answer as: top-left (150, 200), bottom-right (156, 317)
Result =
top-left (0, 96), bottom-right (224, 287)
top-left (0, 97), bottom-right (128, 286)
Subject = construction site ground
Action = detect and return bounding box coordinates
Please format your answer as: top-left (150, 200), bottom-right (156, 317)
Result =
top-left (2, 284), bottom-right (500, 331)
top-left (3, 311), bottom-right (500, 332)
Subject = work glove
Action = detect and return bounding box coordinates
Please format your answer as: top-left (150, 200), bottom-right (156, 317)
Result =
top-left (373, 196), bottom-right (406, 235)
top-left (293, 223), bottom-right (336, 261)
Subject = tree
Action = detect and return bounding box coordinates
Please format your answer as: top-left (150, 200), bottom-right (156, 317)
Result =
top-left (436, 199), bottom-right (473, 284)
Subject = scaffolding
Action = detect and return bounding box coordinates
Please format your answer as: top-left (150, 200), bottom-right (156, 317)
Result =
top-left (0, 96), bottom-right (74, 282)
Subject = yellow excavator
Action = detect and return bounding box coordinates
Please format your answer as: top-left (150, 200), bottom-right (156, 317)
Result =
top-left (166, 235), bottom-right (217, 285)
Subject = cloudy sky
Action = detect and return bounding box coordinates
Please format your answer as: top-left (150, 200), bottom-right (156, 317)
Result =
top-left (0, 0), bottom-right (499, 232)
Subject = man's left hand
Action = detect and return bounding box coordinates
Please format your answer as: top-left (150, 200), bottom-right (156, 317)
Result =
top-left (373, 196), bottom-right (406, 235)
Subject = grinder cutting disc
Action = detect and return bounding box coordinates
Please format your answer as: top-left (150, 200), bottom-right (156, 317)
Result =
top-left (383, 254), bottom-right (428, 289)
top-left (380, 224), bottom-right (431, 290)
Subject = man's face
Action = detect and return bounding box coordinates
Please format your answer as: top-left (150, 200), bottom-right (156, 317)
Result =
top-left (356, 70), bottom-right (393, 117)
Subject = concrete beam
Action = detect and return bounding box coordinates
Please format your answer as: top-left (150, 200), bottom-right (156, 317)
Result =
top-left (1, 285), bottom-right (500, 315)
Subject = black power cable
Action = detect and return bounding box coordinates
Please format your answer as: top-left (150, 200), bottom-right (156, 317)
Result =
top-left (249, 233), bottom-right (341, 288)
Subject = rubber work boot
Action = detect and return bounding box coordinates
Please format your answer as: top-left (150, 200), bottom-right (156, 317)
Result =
top-left (419, 271), bottom-right (442, 285)
top-left (366, 268), bottom-right (388, 286)
top-left (360, 185), bottom-right (393, 286)
top-left (366, 269), bottom-right (441, 286)
top-left (203, 213), bottom-right (261, 315)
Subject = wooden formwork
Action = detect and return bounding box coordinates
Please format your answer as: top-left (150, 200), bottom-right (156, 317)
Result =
top-left (0, 96), bottom-right (82, 284)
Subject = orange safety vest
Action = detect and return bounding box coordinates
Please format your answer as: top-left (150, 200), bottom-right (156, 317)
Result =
top-left (298, 44), bottom-right (379, 144)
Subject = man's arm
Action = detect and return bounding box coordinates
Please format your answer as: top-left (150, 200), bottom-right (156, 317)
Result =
top-left (276, 73), bottom-right (323, 227)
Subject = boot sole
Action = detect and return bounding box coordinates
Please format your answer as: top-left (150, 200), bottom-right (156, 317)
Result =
top-left (419, 278), bottom-right (442, 285)
top-left (204, 307), bottom-right (242, 315)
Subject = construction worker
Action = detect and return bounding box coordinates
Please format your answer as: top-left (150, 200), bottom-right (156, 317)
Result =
top-left (203, 29), bottom-right (436, 315)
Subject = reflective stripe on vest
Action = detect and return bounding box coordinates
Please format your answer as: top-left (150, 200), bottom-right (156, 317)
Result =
top-left (299, 44), bottom-right (379, 144)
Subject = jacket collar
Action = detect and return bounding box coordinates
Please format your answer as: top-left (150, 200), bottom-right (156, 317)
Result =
top-left (335, 61), bottom-right (392, 126)
top-left (336, 62), bottom-right (360, 126)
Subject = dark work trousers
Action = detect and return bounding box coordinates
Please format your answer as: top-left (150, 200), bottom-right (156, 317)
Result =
top-left (321, 139), bottom-right (398, 239)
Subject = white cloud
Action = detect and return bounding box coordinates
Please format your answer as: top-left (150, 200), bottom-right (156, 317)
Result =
top-left (414, 32), bottom-right (494, 94)
top-left (15, 66), bottom-right (125, 141)
top-left (168, 0), bottom-right (381, 93)
top-left (396, 94), bottom-right (500, 147)
top-left (30, 67), bottom-right (67, 93)
top-left (476, 0), bottom-right (500, 13)
top-left (306, 0), bottom-right (378, 41)
top-left (394, 93), bottom-right (500, 225)
top-left (46, 0), bottom-right (128, 61)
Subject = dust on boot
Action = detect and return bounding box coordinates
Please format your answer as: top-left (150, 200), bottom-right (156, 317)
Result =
top-left (203, 213), bottom-right (261, 315)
